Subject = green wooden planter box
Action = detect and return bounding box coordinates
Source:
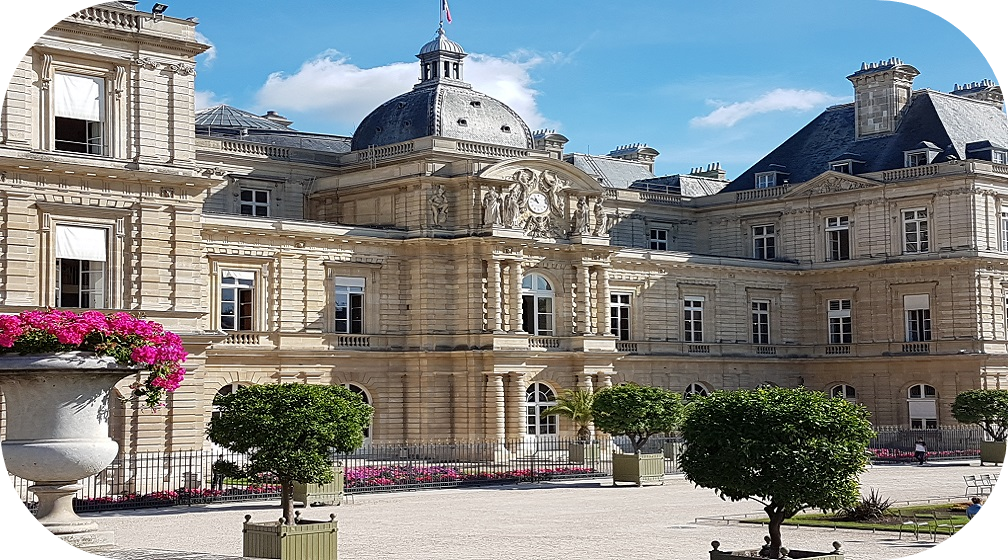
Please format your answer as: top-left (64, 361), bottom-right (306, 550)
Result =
top-left (611, 452), bottom-right (664, 486)
top-left (710, 540), bottom-right (844, 559)
top-left (568, 442), bottom-right (600, 465)
top-left (243, 514), bottom-right (338, 560)
top-left (293, 465), bottom-right (345, 506)
top-left (979, 441), bottom-right (1006, 466)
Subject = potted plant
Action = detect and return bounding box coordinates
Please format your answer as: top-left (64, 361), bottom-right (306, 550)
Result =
top-left (951, 389), bottom-right (1008, 466)
top-left (590, 383), bottom-right (683, 486)
top-left (541, 388), bottom-right (598, 464)
top-left (207, 383), bottom-right (373, 560)
top-left (681, 387), bottom-right (874, 559)
top-left (0, 310), bottom-right (186, 547)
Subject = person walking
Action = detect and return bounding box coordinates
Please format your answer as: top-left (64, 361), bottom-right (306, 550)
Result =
top-left (913, 438), bottom-right (927, 465)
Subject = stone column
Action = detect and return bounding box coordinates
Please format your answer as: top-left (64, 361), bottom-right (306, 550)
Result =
top-left (486, 372), bottom-right (506, 441)
top-left (405, 372), bottom-right (422, 442)
top-left (595, 266), bottom-right (612, 336)
top-left (511, 260), bottom-right (525, 333)
top-left (576, 264), bottom-right (592, 334)
top-left (507, 372), bottom-right (527, 439)
top-left (487, 259), bottom-right (503, 332)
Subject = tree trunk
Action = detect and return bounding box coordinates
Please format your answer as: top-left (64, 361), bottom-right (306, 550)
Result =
top-left (765, 505), bottom-right (786, 559)
top-left (281, 480), bottom-right (295, 525)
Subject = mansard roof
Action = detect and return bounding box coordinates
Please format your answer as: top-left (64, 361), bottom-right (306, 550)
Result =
top-left (196, 104), bottom-right (352, 154)
top-left (724, 90), bottom-right (1008, 193)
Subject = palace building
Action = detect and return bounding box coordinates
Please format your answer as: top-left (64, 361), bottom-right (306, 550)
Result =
top-left (3, 2), bottom-right (1008, 454)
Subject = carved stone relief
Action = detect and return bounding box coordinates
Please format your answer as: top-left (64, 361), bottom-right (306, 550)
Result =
top-left (429, 184), bottom-right (449, 226)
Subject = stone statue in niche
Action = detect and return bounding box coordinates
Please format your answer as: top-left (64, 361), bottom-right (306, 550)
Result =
top-left (429, 185), bottom-right (449, 226)
top-left (540, 170), bottom-right (567, 215)
top-left (502, 184), bottom-right (522, 228)
top-left (571, 197), bottom-right (590, 235)
top-left (482, 189), bottom-right (501, 226)
top-left (592, 198), bottom-right (607, 236)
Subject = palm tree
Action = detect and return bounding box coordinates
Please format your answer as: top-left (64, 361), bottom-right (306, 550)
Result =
top-left (542, 388), bottom-right (594, 441)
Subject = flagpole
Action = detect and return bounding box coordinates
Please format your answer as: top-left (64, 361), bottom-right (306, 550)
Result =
top-left (439, 0), bottom-right (443, 29)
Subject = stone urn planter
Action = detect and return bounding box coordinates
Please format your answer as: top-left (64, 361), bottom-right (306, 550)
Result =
top-left (0, 353), bottom-right (134, 548)
top-left (979, 440), bottom-right (1006, 466)
top-left (709, 540), bottom-right (844, 559)
top-left (611, 452), bottom-right (664, 486)
top-left (243, 512), bottom-right (338, 560)
top-left (567, 441), bottom-right (600, 465)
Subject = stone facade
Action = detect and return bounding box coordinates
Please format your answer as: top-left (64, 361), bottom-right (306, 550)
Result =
top-left (2, 4), bottom-right (1008, 453)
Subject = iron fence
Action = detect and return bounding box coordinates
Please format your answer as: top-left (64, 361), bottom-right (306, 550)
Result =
top-left (8, 436), bottom-right (685, 513)
top-left (869, 425), bottom-right (986, 462)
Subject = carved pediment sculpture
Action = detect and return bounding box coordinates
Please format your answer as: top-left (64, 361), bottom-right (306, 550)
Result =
top-left (481, 166), bottom-right (609, 239)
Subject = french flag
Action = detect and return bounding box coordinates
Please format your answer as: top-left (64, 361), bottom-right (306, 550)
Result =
top-left (442, 0), bottom-right (452, 23)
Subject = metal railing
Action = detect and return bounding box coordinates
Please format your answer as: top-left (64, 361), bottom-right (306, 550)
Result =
top-left (868, 425), bottom-right (985, 462)
top-left (8, 436), bottom-right (685, 514)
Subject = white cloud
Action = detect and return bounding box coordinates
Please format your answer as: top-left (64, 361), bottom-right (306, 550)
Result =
top-left (194, 31), bottom-right (216, 67)
top-left (195, 90), bottom-right (223, 111)
top-left (253, 50), bottom-right (551, 131)
top-left (690, 89), bottom-right (846, 128)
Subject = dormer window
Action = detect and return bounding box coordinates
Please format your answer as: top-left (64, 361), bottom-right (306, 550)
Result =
top-left (755, 172), bottom-right (776, 189)
top-left (457, 118), bottom-right (468, 126)
top-left (470, 101), bottom-right (482, 108)
top-left (905, 152), bottom-right (928, 167)
top-left (994, 150), bottom-right (1007, 164)
top-left (501, 125), bottom-right (511, 133)
top-left (831, 162), bottom-right (852, 174)
top-left (904, 141), bottom-right (940, 168)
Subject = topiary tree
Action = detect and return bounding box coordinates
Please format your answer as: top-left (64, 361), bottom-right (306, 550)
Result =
top-left (541, 388), bottom-right (594, 441)
top-left (590, 384), bottom-right (683, 452)
top-left (680, 387), bottom-right (874, 559)
top-left (951, 389), bottom-right (1008, 441)
top-left (206, 383), bottom-right (373, 524)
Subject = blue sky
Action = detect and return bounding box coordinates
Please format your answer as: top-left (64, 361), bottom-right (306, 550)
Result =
top-left (0, 1), bottom-right (1004, 178)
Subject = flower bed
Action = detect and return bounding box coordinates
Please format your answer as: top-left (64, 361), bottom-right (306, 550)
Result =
top-left (344, 465), bottom-right (600, 492)
top-left (869, 448), bottom-right (980, 462)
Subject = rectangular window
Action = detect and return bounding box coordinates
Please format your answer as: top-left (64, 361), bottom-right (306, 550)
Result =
top-left (54, 225), bottom-right (107, 308)
top-left (904, 294), bottom-right (932, 342)
top-left (751, 300), bottom-right (770, 344)
top-left (905, 152), bottom-right (928, 167)
top-left (755, 173), bottom-right (775, 189)
top-left (994, 150), bottom-right (1007, 164)
top-left (240, 189), bottom-right (270, 217)
top-left (1001, 209), bottom-right (1008, 251)
top-left (683, 297), bottom-right (704, 343)
top-left (334, 277), bottom-right (365, 334)
top-left (825, 216), bottom-right (851, 261)
top-left (828, 299), bottom-right (852, 344)
top-left (54, 73), bottom-right (104, 155)
top-left (610, 293), bottom-right (631, 341)
top-left (831, 162), bottom-right (852, 174)
top-left (753, 224), bottom-right (776, 260)
top-left (221, 271), bottom-right (254, 331)
top-left (649, 228), bottom-right (668, 251)
top-left (902, 209), bottom-right (929, 253)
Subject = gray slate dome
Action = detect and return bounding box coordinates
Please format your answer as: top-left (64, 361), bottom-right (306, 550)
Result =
top-left (351, 28), bottom-right (532, 152)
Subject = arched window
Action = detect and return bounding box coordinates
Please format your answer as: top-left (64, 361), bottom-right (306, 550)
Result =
top-left (522, 273), bottom-right (554, 335)
top-left (831, 384), bottom-right (857, 403)
top-left (343, 383), bottom-right (372, 441)
top-left (526, 382), bottom-right (557, 436)
top-left (684, 382), bottom-right (709, 398)
top-left (908, 383), bottom-right (938, 429)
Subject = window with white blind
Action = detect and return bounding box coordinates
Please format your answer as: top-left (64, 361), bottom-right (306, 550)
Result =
top-left (334, 277), bottom-right (366, 334)
top-left (908, 383), bottom-right (938, 429)
top-left (220, 270), bottom-right (255, 331)
top-left (55, 225), bottom-right (107, 308)
top-left (904, 294), bottom-right (931, 342)
top-left (828, 299), bottom-right (852, 344)
top-left (54, 72), bottom-right (104, 155)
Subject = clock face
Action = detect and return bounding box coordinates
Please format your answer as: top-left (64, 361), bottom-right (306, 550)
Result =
top-left (528, 192), bottom-right (549, 215)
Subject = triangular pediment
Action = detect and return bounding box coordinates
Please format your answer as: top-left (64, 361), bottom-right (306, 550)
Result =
top-left (782, 171), bottom-right (882, 198)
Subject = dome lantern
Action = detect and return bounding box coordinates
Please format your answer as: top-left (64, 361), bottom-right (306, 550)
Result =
top-left (416, 27), bottom-right (468, 88)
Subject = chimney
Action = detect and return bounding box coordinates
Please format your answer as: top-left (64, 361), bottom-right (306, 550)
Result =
top-left (261, 110), bottom-right (293, 128)
top-left (847, 58), bottom-right (920, 139)
top-left (532, 129), bottom-right (569, 160)
top-left (689, 162), bottom-right (726, 181)
top-left (951, 79), bottom-right (1004, 110)
top-left (608, 143), bottom-right (660, 173)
